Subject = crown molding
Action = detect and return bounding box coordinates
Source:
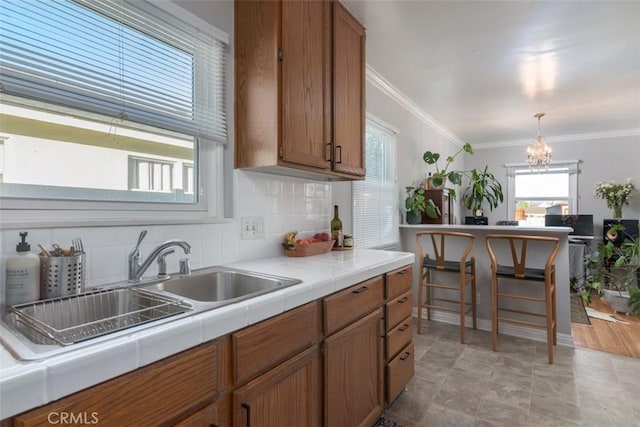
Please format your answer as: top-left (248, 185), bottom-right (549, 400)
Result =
top-left (473, 128), bottom-right (640, 150)
top-left (365, 64), bottom-right (464, 148)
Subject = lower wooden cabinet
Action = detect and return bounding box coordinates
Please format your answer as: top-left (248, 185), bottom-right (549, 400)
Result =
top-left (324, 308), bottom-right (385, 427)
top-left (232, 345), bottom-right (321, 427)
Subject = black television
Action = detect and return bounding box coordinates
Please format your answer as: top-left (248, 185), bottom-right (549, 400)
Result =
top-left (545, 214), bottom-right (594, 237)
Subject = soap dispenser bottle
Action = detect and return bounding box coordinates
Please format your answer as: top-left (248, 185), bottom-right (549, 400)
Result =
top-left (6, 231), bottom-right (40, 306)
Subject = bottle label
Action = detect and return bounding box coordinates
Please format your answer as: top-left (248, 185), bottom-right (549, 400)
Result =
top-left (6, 268), bottom-right (32, 287)
top-left (331, 229), bottom-right (343, 246)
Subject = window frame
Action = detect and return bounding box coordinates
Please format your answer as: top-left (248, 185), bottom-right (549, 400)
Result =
top-left (505, 160), bottom-right (580, 221)
top-left (0, 0), bottom-right (229, 228)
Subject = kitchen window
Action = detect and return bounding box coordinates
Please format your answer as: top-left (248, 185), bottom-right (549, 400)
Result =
top-left (0, 0), bottom-right (227, 222)
top-left (352, 115), bottom-right (399, 249)
top-left (506, 161), bottom-right (579, 225)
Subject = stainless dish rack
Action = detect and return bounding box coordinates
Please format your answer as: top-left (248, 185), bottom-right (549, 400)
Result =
top-left (6, 288), bottom-right (191, 346)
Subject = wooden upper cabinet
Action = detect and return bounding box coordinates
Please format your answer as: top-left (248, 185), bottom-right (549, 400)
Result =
top-left (235, 0), bottom-right (366, 180)
top-left (332, 1), bottom-right (366, 178)
top-left (281, 0), bottom-right (332, 170)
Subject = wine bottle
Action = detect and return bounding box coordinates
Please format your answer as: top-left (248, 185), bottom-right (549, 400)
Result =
top-left (331, 205), bottom-right (343, 247)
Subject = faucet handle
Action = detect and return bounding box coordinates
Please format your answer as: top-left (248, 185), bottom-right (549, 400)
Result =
top-left (179, 258), bottom-right (192, 276)
top-left (157, 248), bottom-right (175, 278)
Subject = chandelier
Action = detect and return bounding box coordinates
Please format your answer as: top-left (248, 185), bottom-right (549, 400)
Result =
top-left (527, 112), bottom-right (552, 168)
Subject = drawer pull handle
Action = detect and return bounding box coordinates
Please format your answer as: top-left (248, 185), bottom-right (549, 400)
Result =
top-left (397, 269), bottom-right (409, 275)
top-left (336, 145), bottom-right (342, 164)
top-left (397, 296), bottom-right (409, 304)
top-left (326, 142), bottom-right (332, 162)
top-left (352, 286), bottom-right (369, 294)
top-left (242, 403), bottom-right (251, 427)
top-left (400, 351), bottom-right (411, 361)
top-left (398, 323), bottom-right (410, 332)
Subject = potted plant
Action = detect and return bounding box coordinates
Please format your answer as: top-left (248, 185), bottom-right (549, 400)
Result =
top-left (423, 142), bottom-right (474, 200)
top-left (461, 165), bottom-right (504, 224)
top-left (581, 223), bottom-right (640, 316)
top-left (405, 186), bottom-right (440, 224)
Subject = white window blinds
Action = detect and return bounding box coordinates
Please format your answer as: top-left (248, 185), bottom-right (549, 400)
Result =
top-left (0, 0), bottom-right (227, 143)
top-left (352, 116), bottom-right (399, 249)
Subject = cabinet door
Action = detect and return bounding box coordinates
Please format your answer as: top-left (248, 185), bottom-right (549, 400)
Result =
top-left (233, 346), bottom-right (321, 427)
top-left (281, 0), bottom-right (332, 170)
top-left (325, 308), bottom-right (384, 427)
top-left (332, 2), bottom-right (366, 178)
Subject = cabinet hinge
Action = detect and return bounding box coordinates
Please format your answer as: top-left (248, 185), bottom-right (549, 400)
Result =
top-left (278, 146), bottom-right (283, 158)
top-left (278, 49), bottom-right (284, 62)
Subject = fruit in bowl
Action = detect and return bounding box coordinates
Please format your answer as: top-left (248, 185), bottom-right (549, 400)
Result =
top-left (313, 232), bottom-right (331, 241)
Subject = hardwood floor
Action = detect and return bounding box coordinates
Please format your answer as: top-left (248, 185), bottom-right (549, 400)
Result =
top-left (571, 295), bottom-right (640, 359)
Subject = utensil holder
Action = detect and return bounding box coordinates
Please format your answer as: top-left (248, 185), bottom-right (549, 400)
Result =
top-left (40, 253), bottom-right (85, 298)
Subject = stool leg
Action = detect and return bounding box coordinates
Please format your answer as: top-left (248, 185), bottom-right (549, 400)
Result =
top-left (552, 272), bottom-right (557, 345)
top-left (459, 268), bottom-right (465, 344)
top-left (418, 266), bottom-right (425, 335)
top-left (545, 277), bottom-right (554, 364)
top-left (471, 260), bottom-right (477, 330)
top-left (492, 272), bottom-right (498, 352)
top-left (426, 268), bottom-right (432, 321)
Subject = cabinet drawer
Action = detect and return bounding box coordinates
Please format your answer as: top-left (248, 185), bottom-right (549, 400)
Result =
top-left (324, 276), bottom-right (384, 335)
top-left (14, 341), bottom-right (223, 427)
top-left (386, 342), bottom-right (415, 404)
top-left (386, 265), bottom-right (412, 299)
top-left (386, 316), bottom-right (412, 361)
top-left (385, 290), bottom-right (412, 331)
top-left (233, 301), bottom-right (321, 386)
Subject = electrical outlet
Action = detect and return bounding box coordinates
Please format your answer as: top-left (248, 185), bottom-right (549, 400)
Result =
top-left (241, 216), bottom-right (265, 240)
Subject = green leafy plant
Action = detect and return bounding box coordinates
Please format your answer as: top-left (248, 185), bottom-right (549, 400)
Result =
top-left (461, 165), bottom-right (504, 215)
top-left (405, 186), bottom-right (440, 219)
top-left (423, 142), bottom-right (473, 200)
top-left (581, 223), bottom-right (640, 316)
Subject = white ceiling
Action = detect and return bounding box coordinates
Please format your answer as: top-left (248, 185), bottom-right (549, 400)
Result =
top-left (342, 0), bottom-right (640, 147)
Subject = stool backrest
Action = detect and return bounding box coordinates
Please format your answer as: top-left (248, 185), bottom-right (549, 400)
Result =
top-left (485, 234), bottom-right (560, 278)
top-left (416, 231), bottom-right (475, 268)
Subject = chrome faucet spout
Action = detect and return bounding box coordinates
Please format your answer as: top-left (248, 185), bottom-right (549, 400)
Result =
top-left (128, 238), bottom-right (191, 282)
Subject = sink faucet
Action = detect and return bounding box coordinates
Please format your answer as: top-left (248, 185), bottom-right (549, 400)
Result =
top-left (128, 230), bottom-right (192, 282)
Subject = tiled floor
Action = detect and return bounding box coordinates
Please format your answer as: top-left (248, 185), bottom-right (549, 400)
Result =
top-left (383, 320), bottom-right (640, 426)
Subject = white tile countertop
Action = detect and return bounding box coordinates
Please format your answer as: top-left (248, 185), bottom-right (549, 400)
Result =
top-left (0, 248), bottom-right (414, 420)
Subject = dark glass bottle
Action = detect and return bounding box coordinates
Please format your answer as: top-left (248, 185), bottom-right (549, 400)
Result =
top-left (331, 205), bottom-right (343, 247)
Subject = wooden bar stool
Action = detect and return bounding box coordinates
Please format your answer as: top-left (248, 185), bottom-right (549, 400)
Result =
top-left (485, 234), bottom-right (560, 364)
top-left (416, 231), bottom-right (476, 343)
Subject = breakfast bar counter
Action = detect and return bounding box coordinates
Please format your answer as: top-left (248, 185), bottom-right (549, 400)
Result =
top-left (399, 224), bottom-right (573, 345)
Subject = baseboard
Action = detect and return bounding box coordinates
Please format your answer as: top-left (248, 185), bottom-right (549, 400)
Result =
top-left (412, 308), bottom-right (575, 348)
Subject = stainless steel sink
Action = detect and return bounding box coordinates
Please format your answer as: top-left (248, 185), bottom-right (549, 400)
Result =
top-left (148, 267), bottom-right (302, 303)
top-left (1, 266), bottom-right (302, 360)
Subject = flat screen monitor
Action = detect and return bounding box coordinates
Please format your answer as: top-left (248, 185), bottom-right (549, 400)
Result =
top-left (545, 214), bottom-right (594, 237)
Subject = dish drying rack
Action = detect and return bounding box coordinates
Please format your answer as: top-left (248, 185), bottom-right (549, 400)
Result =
top-left (7, 288), bottom-right (191, 346)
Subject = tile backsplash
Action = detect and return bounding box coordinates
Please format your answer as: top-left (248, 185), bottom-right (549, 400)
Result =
top-left (0, 171), bottom-right (334, 303)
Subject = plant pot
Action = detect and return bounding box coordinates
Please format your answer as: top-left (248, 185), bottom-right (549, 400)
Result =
top-left (427, 176), bottom-right (445, 190)
top-left (609, 291), bottom-right (633, 314)
top-left (406, 211), bottom-right (421, 225)
top-left (464, 216), bottom-right (488, 225)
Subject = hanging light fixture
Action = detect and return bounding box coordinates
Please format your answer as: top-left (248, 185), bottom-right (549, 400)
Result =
top-left (527, 112), bottom-right (552, 168)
